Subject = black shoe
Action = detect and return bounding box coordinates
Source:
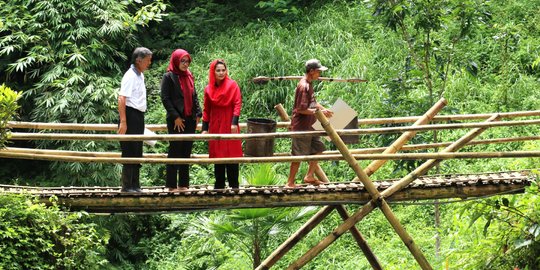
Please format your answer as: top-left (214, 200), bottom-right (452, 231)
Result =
top-left (121, 187), bottom-right (137, 193)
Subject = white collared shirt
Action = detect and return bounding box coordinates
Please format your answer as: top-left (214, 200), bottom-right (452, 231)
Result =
top-left (119, 65), bottom-right (147, 112)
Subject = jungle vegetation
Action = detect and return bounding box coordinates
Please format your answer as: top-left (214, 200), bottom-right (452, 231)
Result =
top-left (1, 0), bottom-right (539, 269)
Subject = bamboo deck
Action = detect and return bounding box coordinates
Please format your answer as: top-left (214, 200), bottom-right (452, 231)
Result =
top-left (0, 171), bottom-right (532, 214)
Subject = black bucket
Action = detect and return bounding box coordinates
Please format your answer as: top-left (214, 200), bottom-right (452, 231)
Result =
top-left (341, 116), bottom-right (359, 144)
top-left (244, 118), bottom-right (277, 157)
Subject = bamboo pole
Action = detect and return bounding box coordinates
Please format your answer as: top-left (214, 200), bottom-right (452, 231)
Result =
top-left (256, 206), bottom-right (336, 270)
top-left (362, 97), bottom-right (447, 178)
top-left (8, 110), bottom-right (540, 131)
top-left (291, 114), bottom-right (501, 269)
top-left (5, 135), bottom-right (540, 160)
top-left (9, 118), bottom-right (540, 141)
top-left (288, 110), bottom-right (432, 269)
top-left (381, 114), bottom-right (501, 197)
top-left (334, 205), bottom-right (382, 270)
top-left (252, 76), bottom-right (368, 84)
top-left (357, 110), bottom-right (540, 125)
top-left (2, 149), bottom-right (540, 164)
top-left (274, 103), bottom-right (290, 121)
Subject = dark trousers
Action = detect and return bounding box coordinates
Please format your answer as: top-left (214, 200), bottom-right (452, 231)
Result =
top-left (214, 163), bottom-right (239, 189)
top-left (166, 117), bottom-right (196, 188)
top-left (120, 107), bottom-right (144, 190)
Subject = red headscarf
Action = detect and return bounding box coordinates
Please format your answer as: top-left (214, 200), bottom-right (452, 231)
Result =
top-left (206, 59), bottom-right (238, 106)
top-left (167, 49), bottom-right (194, 117)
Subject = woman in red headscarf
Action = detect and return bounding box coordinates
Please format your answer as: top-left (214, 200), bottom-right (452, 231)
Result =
top-left (201, 59), bottom-right (243, 189)
top-left (161, 49), bottom-right (202, 192)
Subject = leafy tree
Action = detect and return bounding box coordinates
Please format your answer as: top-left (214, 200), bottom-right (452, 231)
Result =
top-left (0, 194), bottom-right (108, 269)
top-left (0, 84), bottom-right (20, 149)
top-left (0, 0), bottom-right (165, 186)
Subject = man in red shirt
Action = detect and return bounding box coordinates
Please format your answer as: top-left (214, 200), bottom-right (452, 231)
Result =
top-left (286, 59), bottom-right (333, 188)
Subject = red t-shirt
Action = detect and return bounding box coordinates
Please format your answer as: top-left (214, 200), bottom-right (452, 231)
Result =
top-left (290, 78), bottom-right (317, 131)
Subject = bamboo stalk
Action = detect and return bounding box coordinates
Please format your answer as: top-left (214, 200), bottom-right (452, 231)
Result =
top-left (381, 114), bottom-right (501, 197)
top-left (2, 149), bottom-right (540, 164)
top-left (274, 103), bottom-right (290, 121)
top-left (252, 76), bottom-right (368, 84)
top-left (289, 110), bottom-right (432, 269)
top-left (363, 97), bottom-right (447, 178)
top-left (8, 110), bottom-right (540, 131)
top-left (357, 110), bottom-right (540, 125)
top-left (334, 205), bottom-right (382, 270)
top-left (5, 135), bottom-right (539, 159)
top-left (9, 118), bottom-right (540, 141)
top-left (256, 206), bottom-right (336, 270)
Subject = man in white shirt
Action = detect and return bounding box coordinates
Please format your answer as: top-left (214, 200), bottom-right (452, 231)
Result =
top-left (118, 47), bottom-right (152, 192)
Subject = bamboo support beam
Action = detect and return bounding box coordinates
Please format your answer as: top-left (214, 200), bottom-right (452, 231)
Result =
top-left (381, 114), bottom-right (501, 197)
top-left (274, 103), bottom-right (290, 121)
top-left (334, 205), bottom-right (382, 270)
top-left (287, 110), bottom-right (432, 270)
top-left (7, 110), bottom-right (540, 131)
top-left (292, 114), bottom-right (501, 269)
top-left (362, 97), bottom-right (447, 178)
top-left (8, 118), bottom-right (540, 142)
top-left (256, 206), bottom-right (336, 270)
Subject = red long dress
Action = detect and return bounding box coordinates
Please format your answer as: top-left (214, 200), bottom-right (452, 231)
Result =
top-left (203, 61), bottom-right (243, 158)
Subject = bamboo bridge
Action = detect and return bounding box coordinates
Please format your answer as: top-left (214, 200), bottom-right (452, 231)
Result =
top-left (0, 171), bottom-right (532, 214)
top-left (2, 97), bottom-right (540, 270)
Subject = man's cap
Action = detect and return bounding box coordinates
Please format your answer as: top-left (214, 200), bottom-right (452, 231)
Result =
top-left (305, 59), bottom-right (328, 71)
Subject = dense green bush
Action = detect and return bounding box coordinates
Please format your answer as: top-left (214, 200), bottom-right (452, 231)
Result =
top-left (0, 0), bottom-right (165, 186)
top-left (0, 194), bottom-right (108, 269)
top-left (0, 84), bottom-right (20, 149)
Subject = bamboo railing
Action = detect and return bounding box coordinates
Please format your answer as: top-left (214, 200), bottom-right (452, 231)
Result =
top-left (7, 119), bottom-right (540, 142)
top-left (7, 109), bottom-right (540, 131)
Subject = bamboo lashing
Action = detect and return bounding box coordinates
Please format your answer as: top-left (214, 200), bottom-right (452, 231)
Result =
top-left (292, 114), bottom-right (501, 269)
top-left (7, 110), bottom-right (540, 131)
top-left (252, 76), bottom-right (368, 84)
top-left (287, 110), bottom-right (432, 269)
top-left (8, 118), bottom-right (540, 142)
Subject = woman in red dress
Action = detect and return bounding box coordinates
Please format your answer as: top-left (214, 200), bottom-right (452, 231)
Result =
top-left (201, 59), bottom-right (243, 189)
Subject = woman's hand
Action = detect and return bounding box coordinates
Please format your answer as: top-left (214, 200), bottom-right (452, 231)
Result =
top-left (195, 117), bottom-right (201, 131)
top-left (201, 131), bottom-right (208, 134)
top-left (231, 125), bottom-right (239, 133)
top-left (174, 117), bottom-right (185, 132)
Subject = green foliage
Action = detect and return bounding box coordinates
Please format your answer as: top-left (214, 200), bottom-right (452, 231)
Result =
top-left (92, 214), bottom-right (170, 268)
top-left (443, 172), bottom-right (540, 269)
top-left (0, 84), bottom-right (20, 149)
top-left (0, 194), bottom-right (108, 269)
top-left (0, 0), bottom-right (166, 186)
